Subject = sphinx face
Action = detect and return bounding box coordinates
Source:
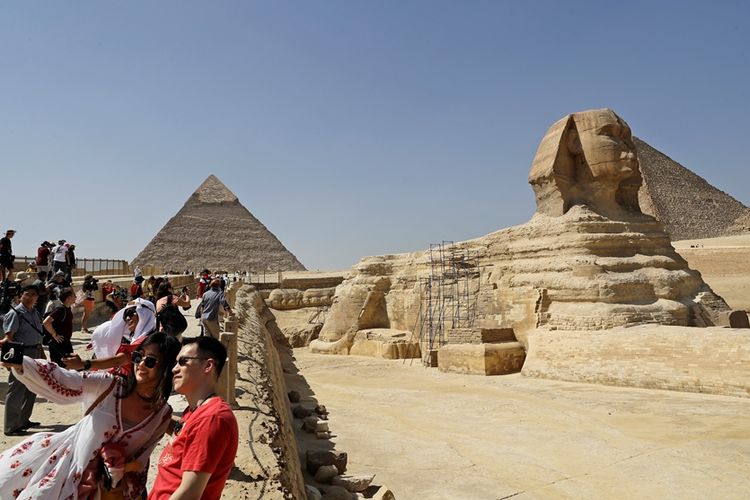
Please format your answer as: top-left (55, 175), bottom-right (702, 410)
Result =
top-left (574, 109), bottom-right (638, 183)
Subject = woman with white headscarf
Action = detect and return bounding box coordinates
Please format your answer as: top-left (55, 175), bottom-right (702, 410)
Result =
top-left (65, 298), bottom-right (157, 374)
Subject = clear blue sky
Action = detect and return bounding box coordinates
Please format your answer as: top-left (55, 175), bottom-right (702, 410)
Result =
top-left (1, 1), bottom-right (748, 270)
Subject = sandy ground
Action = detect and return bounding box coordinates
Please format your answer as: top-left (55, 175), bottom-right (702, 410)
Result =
top-left (0, 300), bottom-right (264, 499)
top-left (673, 234), bottom-right (750, 311)
top-left (295, 349), bottom-right (750, 500)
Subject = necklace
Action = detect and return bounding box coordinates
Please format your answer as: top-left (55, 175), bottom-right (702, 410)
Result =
top-left (189, 392), bottom-right (217, 411)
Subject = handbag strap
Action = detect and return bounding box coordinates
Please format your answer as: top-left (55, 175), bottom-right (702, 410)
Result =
top-left (85, 378), bottom-right (118, 416)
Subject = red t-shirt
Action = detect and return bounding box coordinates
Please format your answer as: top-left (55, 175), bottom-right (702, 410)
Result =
top-left (149, 397), bottom-right (238, 500)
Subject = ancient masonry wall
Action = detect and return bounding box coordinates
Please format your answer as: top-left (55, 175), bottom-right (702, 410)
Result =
top-left (522, 326), bottom-right (750, 398)
top-left (233, 284), bottom-right (307, 499)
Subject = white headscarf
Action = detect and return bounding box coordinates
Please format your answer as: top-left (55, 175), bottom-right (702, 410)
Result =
top-left (91, 298), bottom-right (157, 359)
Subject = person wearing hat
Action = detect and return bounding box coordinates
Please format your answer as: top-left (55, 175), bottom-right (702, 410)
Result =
top-left (0, 229), bottom-right (16, 282)
top-left (1, 283), bottom-right (44, 435)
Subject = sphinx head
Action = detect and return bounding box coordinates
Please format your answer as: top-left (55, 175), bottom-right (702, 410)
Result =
top-left (528, 109), bottom-right (642, 217)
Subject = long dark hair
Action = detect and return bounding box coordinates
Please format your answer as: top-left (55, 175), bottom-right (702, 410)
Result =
top-left (121, 332), bottom-right (181, 403)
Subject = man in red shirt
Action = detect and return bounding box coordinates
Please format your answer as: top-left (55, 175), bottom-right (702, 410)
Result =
top-left (149, 336), bottom-right (238, 500)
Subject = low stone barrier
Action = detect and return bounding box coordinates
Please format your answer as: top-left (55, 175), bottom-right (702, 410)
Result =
top-left (231, 284), bottom-right (307, 498)
top-left (522, 325), bottom-right (750, 397)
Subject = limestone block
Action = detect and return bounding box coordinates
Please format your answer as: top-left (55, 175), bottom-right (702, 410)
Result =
top-left (314, 465), bottom-right (339, 483)
top-left (306, 485), bottom-right (323, 500)
top-left (349, 329), bottom-right (420, 359)
top-left (292, 405), bottom-right (313, 419)
top-left (267, 288), bottom-right (304, 310)
top-left (306, 450), bottom-right (348, 475)
top-left (730, 310), bottom-right (750, 328)
top-left (283, 322), bottom-right (323, 348)
top-left (438, 342), bottom-right (526, 376)
top-left (522, 326), bottom-right (750, 397)
top-left (357, 291), bottom-right (390, 330)
top-left (302, 287), bottom-right (336, 307)
top-left (332, 474), bottom-right (375, 492)
top-left (217, 332), bottom-right (237, 405)
top-left (372, 486), bottom-right (396, 500)
top-left (321, 485), bottom-right (355, 500)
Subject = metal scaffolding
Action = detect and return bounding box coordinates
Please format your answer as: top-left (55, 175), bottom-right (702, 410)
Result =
top-left (416, 241), bottom-right (480, 366)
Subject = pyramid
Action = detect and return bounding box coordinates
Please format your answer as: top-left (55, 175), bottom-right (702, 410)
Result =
top-left (635, 137), bottom-right (749, 240)
top-left (131, 175), bottom-right (306, 272)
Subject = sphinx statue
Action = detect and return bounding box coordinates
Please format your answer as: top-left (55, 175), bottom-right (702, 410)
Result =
top-left (529, 108), bottom-right (642, 218)
top-left (310, 109), bottom-right (731, 357)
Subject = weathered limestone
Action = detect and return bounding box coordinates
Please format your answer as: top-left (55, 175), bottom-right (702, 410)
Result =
top-left (522, 325), bottom-right (750, 397)
top-left (349, 329), bottom-right (420, 359)
top-left (332, 474), bottom-right (376, 493)
top-left (310, 109), bottom-right (732, 381)
top-left (438, 343), bottom-right (526, 376)
top-left (267, 287), bottom-right (336, 310)
top-left (231, 285), bottom-right (307, 499)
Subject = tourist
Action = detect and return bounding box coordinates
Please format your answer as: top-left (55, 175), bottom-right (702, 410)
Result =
top-left (35, 240), bottom-right (53, 273)
top-left (131, 275), bottom-right (145, 299)
top-left (0, 229), bottom-right (16, 281)
top-left (66, 243), bottom-right (77, 282)
top-left (134, 266), bottom-right (143, 279)
top-left (31, 271), bottom-right (49, 315)
top-left (197, 270), bottom-right (210, 299)
top-left (1, 284), bottom-right (44, 436)
top-left (81, 274), bottom-right (99, 333)
top-left (89, 298), bottom-right (156, 360)
top-left (45, 270), bottom-right (70, 315)
top-left (43, 287), bottom-right (76, 367)
top-left (155, 282), bottom-right (190, 314)
top-left (24, 261), bottom-right (37, 274)
top-left (51, 239), bottom-right (68, 276)
top-left (145, 275), bottom-right (157, 303)
top-left (149, 336), bottom-right (238, 500)
top-left (0, 332), bottom-right (180, 498)
top-left (198, 279), bottom-right (231, 339)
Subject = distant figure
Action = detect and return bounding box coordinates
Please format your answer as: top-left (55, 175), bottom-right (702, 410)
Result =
top-left (51, 239), bottom-right (68, 276)
top-left (131, 275), bottom-right (145, 300)
top-left (80, 274), bottom-right (99, 333)
top-left (35, 241), bottom-right (53, 273)
top-left (0, 229), bottom-right (16, 281)
top-left (43, 287), bottom-right (76, 366)
top-left (134, 266), bottom-right (143, 279)
top-left (65, 244), bottom-right (76, 282)
top-left (198, 279), bottom-right (231, 339)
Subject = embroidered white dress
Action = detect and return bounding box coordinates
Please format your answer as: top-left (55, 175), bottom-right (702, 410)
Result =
top-left (0, 357), bottom-right (171, 499)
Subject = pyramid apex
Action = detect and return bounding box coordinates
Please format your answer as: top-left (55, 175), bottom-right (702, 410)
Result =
top-left (191, 174), bottom-right (238, 204)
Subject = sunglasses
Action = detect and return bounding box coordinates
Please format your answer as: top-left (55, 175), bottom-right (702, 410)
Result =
top-left (123, 309), bottom-right (137, 320)
top-left (176, 356), bottom-right (211, 367)
top-left (132, 351), bottom-right (160, 369)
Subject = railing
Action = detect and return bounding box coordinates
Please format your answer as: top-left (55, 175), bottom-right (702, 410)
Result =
top-left (14, 256), bottom-right (131, 277)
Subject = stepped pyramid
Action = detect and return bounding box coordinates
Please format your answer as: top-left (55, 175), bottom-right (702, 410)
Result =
top-left (635, 137), bottom-right (749, 240)
top-left (132, 175), bottom-right (306, 272)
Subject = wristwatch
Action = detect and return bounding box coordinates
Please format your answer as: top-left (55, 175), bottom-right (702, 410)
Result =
top-left (83, 359), bottom-right (92, 370)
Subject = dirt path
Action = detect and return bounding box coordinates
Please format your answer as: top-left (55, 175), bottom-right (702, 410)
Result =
top-left (295, 349), bottom-right (750, 499)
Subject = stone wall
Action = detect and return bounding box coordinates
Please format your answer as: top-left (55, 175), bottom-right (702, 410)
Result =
top-left (522, 325), bottom-right (750, 398)
top-left (232, 285), bottom-right (307, 499)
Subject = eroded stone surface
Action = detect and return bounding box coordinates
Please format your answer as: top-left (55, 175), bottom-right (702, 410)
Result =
top-left (311, 110), bottom-right (730, 359)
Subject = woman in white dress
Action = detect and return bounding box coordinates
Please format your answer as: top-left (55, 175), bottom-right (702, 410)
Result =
top-left (0, 331), bottom-right (181, 499)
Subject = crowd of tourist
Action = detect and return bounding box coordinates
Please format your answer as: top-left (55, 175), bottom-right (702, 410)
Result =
top-left (0, 229), bottom-right (239, 499)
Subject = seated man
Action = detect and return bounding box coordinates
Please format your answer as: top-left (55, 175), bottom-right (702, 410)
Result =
top-left (149, 336), bottom-right (238, 499)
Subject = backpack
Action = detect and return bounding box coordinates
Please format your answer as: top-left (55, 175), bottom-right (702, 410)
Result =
top-left (156, 295), bottom-right (188, 335)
